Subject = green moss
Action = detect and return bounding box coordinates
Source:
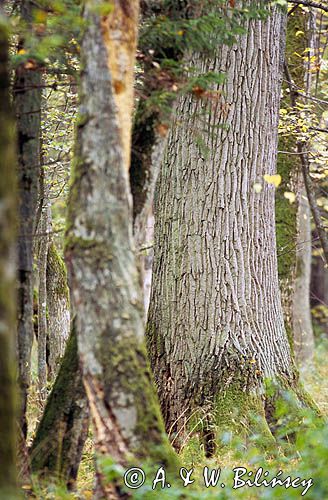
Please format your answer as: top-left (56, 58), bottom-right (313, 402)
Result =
top-left (31, 326), bottom-right (80, 474)
top-left (276, 7), bottom-right (307, 351)
top-left (215, 384), bottom-right (275, 451)
top-left (98, 330), bottom-right (180, 475)
top-left (47, 242), bottom-right (69, 301)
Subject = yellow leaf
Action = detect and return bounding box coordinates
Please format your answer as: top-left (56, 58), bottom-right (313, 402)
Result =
top-left (18, 49), bottom-right (26, 55)
top-left (284, 191), bottom-right (296, 204)
top-left (296, 30), bottom-right (304, 37)
top-left (253, 183), bottom-right (262, 193)
top-left (34, 10), bottom-right (47, 23)
top-left (263, 174), bottom-right (282, 188)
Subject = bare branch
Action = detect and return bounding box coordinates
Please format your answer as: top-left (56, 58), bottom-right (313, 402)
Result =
top-left (289, 0), bottom-right (328, 13)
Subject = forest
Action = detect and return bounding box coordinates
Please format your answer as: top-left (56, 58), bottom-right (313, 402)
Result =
top-left (1, 0), bottom-right (328, 498)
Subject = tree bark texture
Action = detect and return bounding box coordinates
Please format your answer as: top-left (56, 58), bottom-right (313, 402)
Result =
top-left (147, 4), bottom-right (302, 447)
top-left (0, 13), bottom-right (19, 498)
top-left (30, 324), bottom-right (89, 490)
top-left (66, 1), bottom-right (177, 495)
top-left (14, 0), bottom-right (42, 438)
top-left (46, 242), bottom-right (70, 381)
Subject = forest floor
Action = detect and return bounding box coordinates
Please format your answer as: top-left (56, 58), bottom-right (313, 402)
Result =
top-left (27, 336), bottom-right (328, 499)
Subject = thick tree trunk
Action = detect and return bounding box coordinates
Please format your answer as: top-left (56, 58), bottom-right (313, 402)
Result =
top-left (65, 1), bottom-right (177, 496)
top-left (0, 13), bottom-right (19, 498)
top-left (147, 4), bottom-right (305, 449)
top-left (14, 0), bottom-right (42, 438)
top-left (30, 324), bottom-right (89, 490)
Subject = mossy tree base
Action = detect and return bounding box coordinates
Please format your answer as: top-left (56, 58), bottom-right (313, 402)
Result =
top-left (30, 325), bottom-right (89, 490)
top-left (179, 373), bottom-right (321, 461)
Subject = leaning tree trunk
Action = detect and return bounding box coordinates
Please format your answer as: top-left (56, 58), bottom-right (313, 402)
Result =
top-left (30, 323), bottom-right (89, 490)
top-left (14, 0), bottom-right (42, 438)
top-left (0, 13), bottom-right (19, 498)
top-left (65, 0), bottom-right (177, 497)
top-left (147, 3), bottom-right (309, 451)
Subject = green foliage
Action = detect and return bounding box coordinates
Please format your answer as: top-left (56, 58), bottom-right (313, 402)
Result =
top-left (10, 0), bottom-right (81, 73)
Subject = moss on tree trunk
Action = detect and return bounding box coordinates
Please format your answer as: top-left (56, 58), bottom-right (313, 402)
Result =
top-left (276, 7), bottom-right (308, 354)
top-left (30, 324), bottom-right (89, 490)
top-left (0, 13), bottom-right (20, 499)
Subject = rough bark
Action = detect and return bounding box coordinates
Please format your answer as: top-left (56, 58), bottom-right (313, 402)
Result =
top-left (65, 1), bottom-right (177, 496)
top-left (0, 12), bottom-right (19, 498)
top-left (46, 242), bottom-right (70, 381)
top-left (30, 323), bottom-right (89, 490)
top-left (147, 3), bottom-right (306, 450)
top-left (14, 0), bottom-right (42, 438)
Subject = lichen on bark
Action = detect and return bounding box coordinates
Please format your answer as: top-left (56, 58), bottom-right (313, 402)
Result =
top-left (65, 1), bottom-right (178, 496)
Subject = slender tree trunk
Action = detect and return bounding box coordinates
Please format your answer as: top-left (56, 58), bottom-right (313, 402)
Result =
top-left (30, 323), bottom-right (89, 490)
top-left (276, 6), bottom-right (309, 353)
top-left (277, 7), bottom-right (316, 365)
top-left (14, 0), bottom-right (42, 438)
top-left (293, 189), bottom-right (315, 364)
top-left (147, 3), bottom-right (308, 450)
top-left (0, 12), bottom-right (19, 498)
top-left (65, 1), bottom-right (177, 496)
top-left (46, 242), bottom-right (70, 381)
top-left (37, 203), bottom-right (50, 400)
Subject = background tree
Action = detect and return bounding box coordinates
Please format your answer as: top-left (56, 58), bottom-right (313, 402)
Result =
top-left (0, 9), bottom-right (19, 498)
top-left (30, 323), bottom-right (89, 490)
top-left (276, 5), bottom-right (315, 364)
top-left (13, 0), bottom-right (42, 437)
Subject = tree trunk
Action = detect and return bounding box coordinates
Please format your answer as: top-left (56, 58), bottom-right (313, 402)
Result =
top-left (277, 7), bottom-right (315, 365)
top-left (37, 203), bottom-right (50, 400)
top-left (293, 189), bottom-right (315, 365)
top-left (30, 323), bottom-right (89, 490)
top-left (147, 3), bottom-right (307, 450)
top-left (276, 6), bottom-right (308, 353)
top-left (14, 0), bottom-right (42, 438)
top-left (0, 12), bottom-right (19, 498)
top-left (311, 248), bottom-right (328, 335)
top-left (46, 242), bottom-right (70, 381)
top-left (65, 0), bottom-right (177, 496)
